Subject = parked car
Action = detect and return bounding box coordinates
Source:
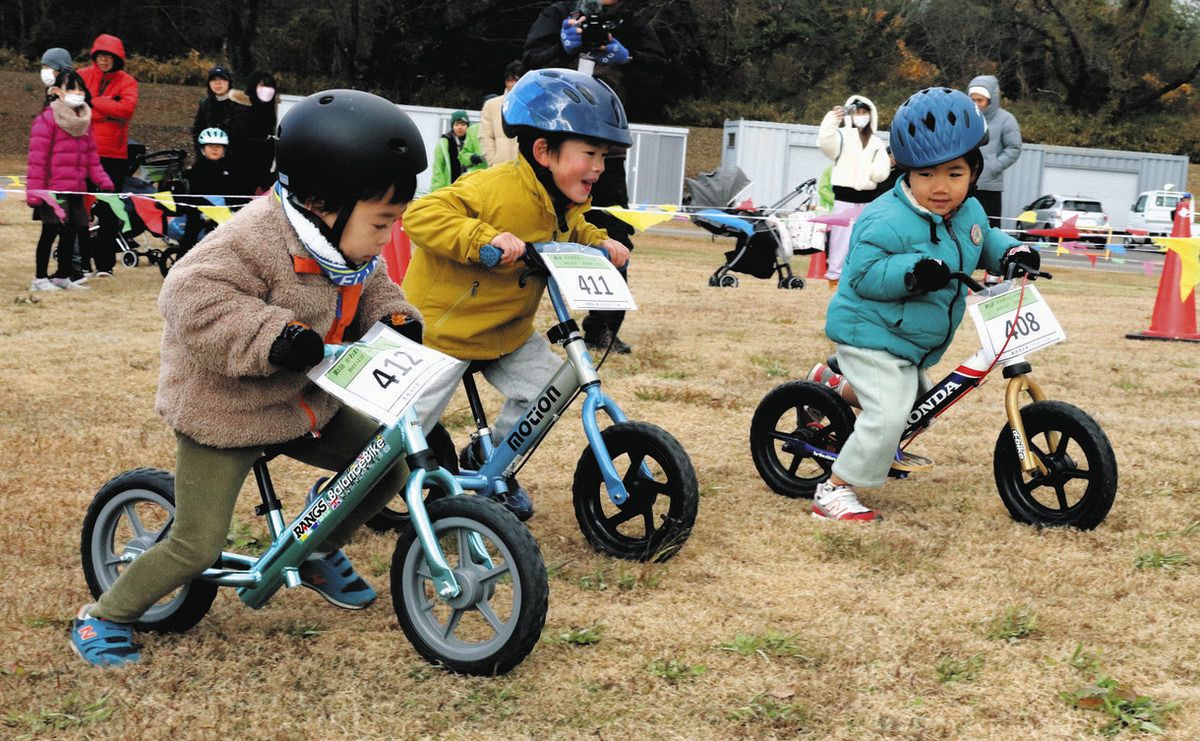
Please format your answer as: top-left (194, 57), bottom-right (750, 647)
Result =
top-left (1128, 187), bottom-right (1194, 238)
top-left (1021, 194), bottom-right (1109, 244)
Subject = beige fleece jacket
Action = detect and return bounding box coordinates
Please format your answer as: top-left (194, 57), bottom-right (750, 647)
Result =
top-left (155, 195), bottom-right (420, 448)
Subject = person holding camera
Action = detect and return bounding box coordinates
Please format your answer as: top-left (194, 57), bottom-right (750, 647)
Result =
top-left (523, 0), bottom-right (666, 355)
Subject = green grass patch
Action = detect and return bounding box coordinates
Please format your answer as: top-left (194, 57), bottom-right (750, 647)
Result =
top-left (935, 654), bottom-right (984, 683)
top-left (727, 693), bottom-right (812, 731)
top-left (546, 625), bottom-right (604, 646)
top-left (718, 630), bottom-right (821, 664)
top-left (647, 658), bottom-right (706, 684)
top-left (2, 691), bottom-right (114, 736)
top-left (1134, 550), bottom-right (1189, 571)
top-left (750, 355), bottom-right (789, 378)
top-left (983, 604), bottom-right (1037, 642)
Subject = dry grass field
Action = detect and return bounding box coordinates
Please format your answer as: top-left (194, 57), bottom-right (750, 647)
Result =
top-left (1, 149), bottom-right (1199, 739)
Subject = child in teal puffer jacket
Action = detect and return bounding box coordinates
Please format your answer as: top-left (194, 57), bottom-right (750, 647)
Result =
top-left (815, 87), bottom-right (1040, 522)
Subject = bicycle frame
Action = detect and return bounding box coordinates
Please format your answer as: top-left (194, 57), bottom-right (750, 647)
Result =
top-left (803, 279), bottom-right (1053, 477)
top-left (456, 244), bottom-right (637, 507)
top-left (198, 378), bottom-right (487, 609)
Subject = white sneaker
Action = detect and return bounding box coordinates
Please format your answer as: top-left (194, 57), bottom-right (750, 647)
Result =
top-left (51, 277), bottom-right (90, 290)
top-left (812, 481), bottom-right (879, 522)
top-left (30, 278), bottom-right (62, 291)
top-left (92, 270), bottom-right (114, 278)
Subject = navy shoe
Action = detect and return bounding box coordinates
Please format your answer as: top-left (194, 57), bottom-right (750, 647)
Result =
top-left (299, 551), bottom-right (377, 610)
top-left (70, 608), bottom-right (140, 667)
top-left (491, 478), bottom-right (534, 521)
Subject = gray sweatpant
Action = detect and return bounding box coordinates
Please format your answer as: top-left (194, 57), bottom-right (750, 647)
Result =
top-left (831, 343), bottom-right (931, 488)
top-left (414, 332), bottom-right (564, 441)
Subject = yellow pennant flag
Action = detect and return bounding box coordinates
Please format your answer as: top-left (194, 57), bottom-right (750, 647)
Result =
top-left (152, 191), bottom-right (177, 212)
top-left (1055, 244), bottom-right (1068, 256)
top-left (1017, 210), bottom-right (1037, 224)
top-left (198, 205), bottom-right (233, 224)
top-left (1156, 237), bottom-right (1200, 301)
top-left (7, 175), bottom-right (22, 186)
top-left (600, 207), bottom-right (674, 233)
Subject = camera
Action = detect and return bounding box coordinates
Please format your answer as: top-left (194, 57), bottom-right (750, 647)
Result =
top-left (575, 0), bottom-right (620, 51)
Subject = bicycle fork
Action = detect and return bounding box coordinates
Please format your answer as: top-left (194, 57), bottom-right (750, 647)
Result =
top-left (1003, 370), bottom-right (1054, 475)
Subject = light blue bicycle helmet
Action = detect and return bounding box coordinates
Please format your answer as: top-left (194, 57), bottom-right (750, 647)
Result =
top-left (197, 127), bottom-right (230, 146)
top-left (502, 68), bottom-right (631, 148)
top-left (889, 87), bottom-right (989, 169)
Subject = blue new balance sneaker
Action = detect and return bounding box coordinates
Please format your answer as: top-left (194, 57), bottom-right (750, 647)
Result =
top-left (70, 606), bottom-right (140, 667)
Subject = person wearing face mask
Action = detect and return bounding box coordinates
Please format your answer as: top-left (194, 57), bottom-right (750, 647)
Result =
top-left (78, 34), bottom-right (138, 278)
top-left (817, 95), bottom-right (891, 288)
top-left (242, 71), bottom-right (279, 192)
top-left (26, 70), bottom-right (114, 291)
top-left (39, 48), bottom-right (75, 88)
top-left (190, 65), bottom-right (251, 162)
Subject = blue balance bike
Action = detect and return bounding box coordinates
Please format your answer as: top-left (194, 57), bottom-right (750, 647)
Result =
top-left (367, 242), bottom-right (699, 563)
top-left (80, 376), bottom-right (549, 675)
top-left (749, 268), bottom-right (1117, 529)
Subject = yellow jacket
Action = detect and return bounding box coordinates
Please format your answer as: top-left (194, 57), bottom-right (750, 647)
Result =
top-left (403, 155), bottom-right (608, 359)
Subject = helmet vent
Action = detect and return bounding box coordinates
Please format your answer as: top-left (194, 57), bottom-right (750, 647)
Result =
top-left (577, 85), bottom-right (597, 104)
top-left (923, 112), bottom-right (937, 131)
top-left (541, 70), bottom-right (562, 78)
top-left (563, 87), bottom-right (582, 103)
top-left (318, 95), bottom-right (334, 105)
top-left (387, 138), bottom-right (408, 153)
top-left (946, 110), bottom-right (957, 126)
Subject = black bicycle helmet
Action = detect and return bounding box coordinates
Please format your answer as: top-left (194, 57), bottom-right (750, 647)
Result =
top-left (275, 89), bottom-right (427, 208)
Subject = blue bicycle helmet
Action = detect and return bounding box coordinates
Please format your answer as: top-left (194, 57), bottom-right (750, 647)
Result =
top-left (502, 68), bottom-right (631, 148)
top-left (889, 87), bottom-right (989, 169)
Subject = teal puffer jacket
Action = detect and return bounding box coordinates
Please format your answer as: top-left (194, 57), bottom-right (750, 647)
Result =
top-left (825, 177), bottom-right (1018, 368)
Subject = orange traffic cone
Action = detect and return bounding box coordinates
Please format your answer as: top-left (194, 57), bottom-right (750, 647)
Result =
top-left (1126, 195), bottom-right (1199, 342)
top-left (381, 218), bottom-right (412, 285)
top-left (807, 250), bottom-right (828, 280)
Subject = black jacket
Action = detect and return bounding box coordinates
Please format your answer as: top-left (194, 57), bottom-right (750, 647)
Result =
top-left (182, 156), bottom-right (247, 202)
top-left (191, 93), bottom-right (250, 157)
top-left (523, 0), bottom-right (665, 111)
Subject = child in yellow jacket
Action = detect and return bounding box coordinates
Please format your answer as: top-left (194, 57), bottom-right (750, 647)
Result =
top-left (403, 68), bottom-right (631, 521)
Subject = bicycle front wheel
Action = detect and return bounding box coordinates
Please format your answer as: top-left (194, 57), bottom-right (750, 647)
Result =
top-left (392, 496), bottom-right (547, 676)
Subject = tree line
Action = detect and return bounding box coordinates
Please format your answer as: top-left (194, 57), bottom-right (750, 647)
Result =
top-left (3, 0), bottom-right (1197, 156)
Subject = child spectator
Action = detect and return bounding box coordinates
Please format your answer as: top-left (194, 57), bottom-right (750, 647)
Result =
top-left (78, 34), bottom-right (138, 278)
top-left (70, 90), bottom-right (427, 666)
top-left (430, 110), bottom-right (485, 190)
top-left (242, 71), bottom-right (279, 191)
top-left (403, 69), bottom-right (631, 521)
top-left (815, 87), bottom-right (1039, 522)
top-left (479, 60), bottom-right (523, 166)
top-left (190, 65), bottom-right (250, 161)
top-left (177, 127), bottom-right (245, 256)
top-left (26, 70), bottom-right (114, 291)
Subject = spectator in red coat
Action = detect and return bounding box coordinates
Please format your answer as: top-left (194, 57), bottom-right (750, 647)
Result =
top-left (78, 34), bottom-right (139, 277)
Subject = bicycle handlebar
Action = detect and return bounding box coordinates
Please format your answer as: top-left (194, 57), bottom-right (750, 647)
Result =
top-left (478, 241), bottom-right (610, 269)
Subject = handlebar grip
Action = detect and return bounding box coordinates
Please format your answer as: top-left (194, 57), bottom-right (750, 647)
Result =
top-left (479, 244), bottom-right (502, 268)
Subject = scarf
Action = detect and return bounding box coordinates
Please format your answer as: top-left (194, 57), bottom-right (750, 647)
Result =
top-left (49, 98), bottom-right (92, 138)
top-left (274, 182), bottom-right (378, 286)
top-left (443, 132), bottom-right (464, 183)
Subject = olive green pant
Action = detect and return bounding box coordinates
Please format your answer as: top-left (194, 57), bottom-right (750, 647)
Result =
top-left (91, 407), bottom-right (407, 623)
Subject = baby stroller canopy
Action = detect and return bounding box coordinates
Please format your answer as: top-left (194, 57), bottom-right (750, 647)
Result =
top-left (685, 167), bottom-right (753, 209)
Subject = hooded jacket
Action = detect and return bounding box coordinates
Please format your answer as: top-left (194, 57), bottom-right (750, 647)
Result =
top-left (77, 35), bottom-right (138, 160)
top-left (968, 75), bottom-right (1023, 192)
top-left (479, 94), bottom-right (518, 165)
top-left (25, 100), bottom-right (114, 206)
top-left (825, 177), bottom-right (1017, 368)
top-left (817, 95), bottom-right (891, 202)
top-left (402, 155), bottom-right (608, 360)
top-left (155, 194), bottom-right (419, 448)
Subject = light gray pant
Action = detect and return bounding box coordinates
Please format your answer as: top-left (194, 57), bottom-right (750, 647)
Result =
top-left (415, 332), bottom-right (564, 442)
top-left (824, 200), bottom-right (867, 281)
top-left (831, 343), bottom-right (931, 488)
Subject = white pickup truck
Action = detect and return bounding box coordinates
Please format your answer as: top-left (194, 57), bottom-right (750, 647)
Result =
top-left (1128, 187), bottom-right (1194, 237)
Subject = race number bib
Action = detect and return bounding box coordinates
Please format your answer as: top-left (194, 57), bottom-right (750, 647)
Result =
top-left (307, 323), bottom-right (460, 425)
top-left (967, 284), bottom-right (1065, 362)
top-left (541, 251), bottom-right (637, 311)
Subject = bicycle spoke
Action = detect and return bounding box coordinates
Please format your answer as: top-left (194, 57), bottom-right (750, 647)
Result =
top-left (1063, 467), bottom-right (1091, 481)
top-left (442, 608), bottom-right (464, 639)
top-left (122, 503), bottom-right (146, 538)
top-left (476, 601), bottom-right (505, 633)
top-left (787, 454), bottom-right (802, 475)
top-left (153, 515), bottom-right (173, 543)
top-left (605, 506), bottom-right (642, 529)
top-left (1054, 433), bottom-right (1072, 457)
top-left (1054, 484), bottom-right (1069, 510)
top-left (455, 528), bottom-right (471, 565)
top-left (479, 563), bottom-right (511, 585)
top-left (641, 509), bottom-right (656, 536)
top-left (416, 567), bottom-right (433, 582)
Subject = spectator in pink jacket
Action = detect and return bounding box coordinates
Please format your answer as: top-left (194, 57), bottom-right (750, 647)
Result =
top-left (26, 70), bottom-right (114, 292)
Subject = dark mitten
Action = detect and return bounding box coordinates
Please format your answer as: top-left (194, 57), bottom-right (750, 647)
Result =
top-left (268, 322), bottom-right (325, 371)
top-left (904, 258), bottom-right (951, 293)
top-left (1000, 244), bottom-right (1041, 277)
top-left (384, 313), bottom-right (423, 344)
top-left (469, 154), bottom-right (485, 166)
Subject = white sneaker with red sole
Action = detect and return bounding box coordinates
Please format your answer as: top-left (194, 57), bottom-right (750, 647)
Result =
top-left (812, 481), bottom-right (879, 522)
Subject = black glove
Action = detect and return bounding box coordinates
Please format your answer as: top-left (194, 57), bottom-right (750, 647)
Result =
top-left (384, 313), bottom-right (423, 344)
top-left (1000, 245), bottom-right (1041, 277)
top-left (904, 258), bottom-right (951, 293)
top-left (470, 154), bottom-right (485, 166)
top-left (268, 322), bottom-right (324, 372)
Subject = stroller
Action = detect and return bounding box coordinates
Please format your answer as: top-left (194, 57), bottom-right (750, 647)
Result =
top-left (100, 142), bottom-right (189, 268)
top-left (686, 167), bottom-right (826, 289)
